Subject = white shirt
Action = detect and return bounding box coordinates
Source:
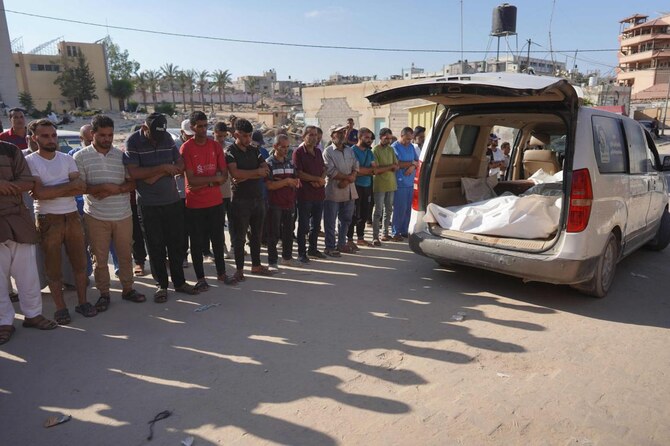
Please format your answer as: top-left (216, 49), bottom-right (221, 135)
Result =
top-left (488, 147), bottom-right (506, 176)
top-left (26, 151), bottom-right (78, 215)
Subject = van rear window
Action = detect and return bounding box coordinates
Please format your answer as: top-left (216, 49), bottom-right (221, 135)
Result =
top-left (442, 125), bottom-right (479, 156)
top-left (592, 116), bottom-right (626, 174)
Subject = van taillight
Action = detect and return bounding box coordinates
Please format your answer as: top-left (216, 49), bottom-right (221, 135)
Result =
top-left (567, 168), bottom-right (593, 233)
top-left (412, 161), bottom-right (422, 211)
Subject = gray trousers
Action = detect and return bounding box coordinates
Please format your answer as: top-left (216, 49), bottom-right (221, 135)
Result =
top-left (372, 191), bottom-right (394, 240)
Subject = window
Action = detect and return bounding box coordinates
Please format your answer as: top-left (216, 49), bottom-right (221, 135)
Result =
top-left (441, 124), bottom-right (479, 156)
top-left (29, 63), bottom-right (60, 72)
top-left (592, 116), bottom-right (626, 174)
top-left (624, 119), bottom-right (653, 174)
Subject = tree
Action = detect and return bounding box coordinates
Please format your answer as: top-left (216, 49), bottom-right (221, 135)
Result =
top-left (176, 71), bottom-right (189, 112)
top-left (211, 69), bottom-right (231, 111)
top-left (145, 69), bottom-right (161, 106)
top-left (160, 63), bottom-right (179, 109)
top-left (245, 77), bottom-right (260, 109)
top-left (196, 70), bottom-right (209, 108)
top-left (107, 78), bottom-right (135, 111)
top-left (54, 54), bottom-right (98, 109)
top-left (103, 36), bottom-right (140, 81)
top-left (18, 91), bottom-right (35, 112)
top-left (185, 69), bottom-right (197, 111)
top-left (135, 71), bottom-right (149, 110)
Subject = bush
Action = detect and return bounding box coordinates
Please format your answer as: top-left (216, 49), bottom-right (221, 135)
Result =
top-left (154, 101), bottom-right (175, 116)
top-left (127, 100), bottom-right (139, 112)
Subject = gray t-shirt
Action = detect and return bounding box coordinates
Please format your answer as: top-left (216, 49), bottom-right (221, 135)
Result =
top-left (123, 130), bottom-right (181, 206)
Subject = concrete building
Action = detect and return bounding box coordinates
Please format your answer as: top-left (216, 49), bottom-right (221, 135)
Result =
top-left (617, 13), bottom-right (670, 97)
top-left (301, 79), bottom-right (429, 138)
top-left (12, 40), bottom-right (114, 111)
top-left (0, 0), bottom-right (19, 110)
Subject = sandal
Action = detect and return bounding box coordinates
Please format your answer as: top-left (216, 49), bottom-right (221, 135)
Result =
top-left (133, 264), bottom-right (146, 276)
top-left (22, 315), bottom-right (57, 330)
top-left (54, 308), bottom-right (72, 325)
top-left (381, 235), bottom-right (391, 241)
top-left (95, 294), bottom-right (111, 312)
top-left (175, 283), bottom-right (199, 295)
top-left (75, 302), bottom-right (98, 318)
top-left (217, 274), bottom-right (238, 285)
top-left (194, 279), bottom-right (210, 292)
top-left (233, 270), bottom-right (246, 282)
top-left (251, 266), bottom-right (275, 276)
top-left (122, 289), bottom-right (146, 303)
top-left (154, 288), bottom-right (168, 303)
top-left (0, 325), bottom-right (16, 345)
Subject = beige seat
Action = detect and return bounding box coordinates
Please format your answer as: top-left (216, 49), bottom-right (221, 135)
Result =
top-left (523, 134), bottom-right (561, 176)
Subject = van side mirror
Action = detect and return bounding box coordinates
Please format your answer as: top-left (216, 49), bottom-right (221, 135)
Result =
top-left (663, 156), bottom-right (670, 171)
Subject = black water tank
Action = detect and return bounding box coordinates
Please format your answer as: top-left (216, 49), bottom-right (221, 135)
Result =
top-left (491, 3), bottom-right (517, 36)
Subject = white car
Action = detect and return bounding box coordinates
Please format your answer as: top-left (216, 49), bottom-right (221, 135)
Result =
top-left (56, 129), bottom-right (82, 153)
top-left (367, 73), bottom-right (670, 297)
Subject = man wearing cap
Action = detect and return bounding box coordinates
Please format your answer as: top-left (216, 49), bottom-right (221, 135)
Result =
top-left (175, 119), bottom-right (195, 267)
top-left (123, 112), bottom-right (198, 303)
top-left (487, 133), bottom-right (505, 177)
top-left (252, 130), bottom-right (270, 245)
top-left (322, 124), bottom-right (359, 257)
top-left (226, 118), bottom-right (272, 281)
top-left (293, 125), bottom-right (326, 263)
top-left (0, 108), bottom-right (28, 150)
top-left (213, 121), bottom-right (234, 258)
top-left (74, 115), bottom-right (145, 312)
top-left (391, 127), bottom-right (418, 241)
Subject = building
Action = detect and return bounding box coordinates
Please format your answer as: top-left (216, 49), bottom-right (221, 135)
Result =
top-left (0, 0), bottom-right (19, 110)
top-left (11, 39), bottom-right (114, 111)
top-left (617, 13), bottom-right (670, 97)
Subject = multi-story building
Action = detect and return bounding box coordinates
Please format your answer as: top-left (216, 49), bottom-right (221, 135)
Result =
top-left (617, 13), bottom-right (670, 97)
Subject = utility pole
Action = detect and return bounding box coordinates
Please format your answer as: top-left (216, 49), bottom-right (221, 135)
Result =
top-left (526, 39), bottom-right (531, 73)
top-left (662, 75), bottom-right (670, 136)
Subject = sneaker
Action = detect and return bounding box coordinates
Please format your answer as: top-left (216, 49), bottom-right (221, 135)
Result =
top-left (298, 255), bottom-right (311, 264)
top-left (324, 248), bottom-right (341, 257)
top-left (372, 239), bottom-right (382, 247)
top-left (308, 250), bottom-right (327, 259)
top-left (268, 263), bottom-right (279, 271)
top-left (281, 258), bottom-right (303, 267)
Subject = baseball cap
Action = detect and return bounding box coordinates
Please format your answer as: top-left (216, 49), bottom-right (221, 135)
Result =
top-left (489, 133), bottom-right (500, 141)
top-left (180, 119), bottom-right (194, 136)
top-left (145, 113), bottom-right (167, 134)
top-left (329, 124), bottom-right (346, 135)
top-left (252, 130), bottom-right (265, 145)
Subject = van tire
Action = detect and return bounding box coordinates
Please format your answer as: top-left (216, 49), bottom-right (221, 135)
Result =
top-left (572, 232), bottom-right (619, 298)
top-left (646, 209), bottom-right (670, 251)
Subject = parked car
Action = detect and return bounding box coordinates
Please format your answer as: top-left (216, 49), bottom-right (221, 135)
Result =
top-left (57, 129), bottom-right (82, 153)
top-left (367, 72), bottom-right (670, 297)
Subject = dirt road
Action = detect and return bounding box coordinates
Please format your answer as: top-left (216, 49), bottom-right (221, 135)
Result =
top-left (1, 235), bottom-right (669, 445)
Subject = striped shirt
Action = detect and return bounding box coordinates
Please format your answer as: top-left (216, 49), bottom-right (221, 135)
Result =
top-left (74, 145), bottom-right (132, 221)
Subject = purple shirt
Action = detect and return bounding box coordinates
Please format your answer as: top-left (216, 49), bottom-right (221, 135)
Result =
top-left (292, 144), bottom-right (325, 202)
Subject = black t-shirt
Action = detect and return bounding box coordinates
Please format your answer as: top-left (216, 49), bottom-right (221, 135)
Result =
top-left (225, 143), bottom-right (264, 199)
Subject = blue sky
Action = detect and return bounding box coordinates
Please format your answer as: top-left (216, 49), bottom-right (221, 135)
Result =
top-left (4, 0), bottom-right (669, 83)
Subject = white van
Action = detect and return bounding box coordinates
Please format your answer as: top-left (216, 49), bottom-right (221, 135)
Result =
top-left (367, 73), bottom-right (670, 297)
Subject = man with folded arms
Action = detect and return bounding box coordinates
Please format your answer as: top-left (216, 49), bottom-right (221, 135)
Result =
top-left (74, 115), bottom-right (145, 312)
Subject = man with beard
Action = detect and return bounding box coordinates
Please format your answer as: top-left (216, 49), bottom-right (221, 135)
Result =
top-left (26, 119), bottom-right (97, 324)
top-left (371, 128), bottom-right (399, 246)
top-left (346, 128), bottom-right (376, 249)
top-left (391, 127), bottom-right (418, 241)
top-left (322, 125), bottom-right (359, 257)
top-left (74, 115), bottom-right (145, 312)
top-left (0, 108), bottom-right (28, 150)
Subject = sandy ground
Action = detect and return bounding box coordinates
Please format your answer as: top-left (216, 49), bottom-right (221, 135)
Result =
top-left (1, 227), bottom-right (669, 445)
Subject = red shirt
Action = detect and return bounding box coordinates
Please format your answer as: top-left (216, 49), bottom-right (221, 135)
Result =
top-left (0, 128), bottom-right (28, 150)
top-left (180, 138), bottom-right (227, 209)
top-left (292, 144), bottom-right (325, 202)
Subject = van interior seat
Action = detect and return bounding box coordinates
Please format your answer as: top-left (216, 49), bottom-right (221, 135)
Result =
top-left (523, 149), bottom-right (561, 176)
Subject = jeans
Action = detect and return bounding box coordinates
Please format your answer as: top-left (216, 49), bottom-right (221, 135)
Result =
top-left (323, 200), bottom-right (355, 250)
top-left (267, 206), bottom-right (295, 264)
top-left (373, 191), bottom-right (394, 240)
top-left (297, 200), bottom-right (324, 256)
top-left (392, 187), bottom-right (413, 236)
top-left (348, 185), bottom-right (372, 241)
top-left (140, 200), bottom-right (186, 289)
top-left (188, 203), bottom-right (227, 279)
top-left (231, 197), bottom-right (265, 270)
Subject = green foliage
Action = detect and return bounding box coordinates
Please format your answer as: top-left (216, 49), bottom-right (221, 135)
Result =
top-left (54, 54), bottom-right (98, 108)
top-left (103, 36), bottom-right (140, 81)
top-left (107, 78), bottom-right (136, 110)
top-left (18, 91), bottom-right (35, 112)
top-left (127, 100), bottom-right (139, 112)
top-left (44, 101), bottom-right (53, 115)
top-left (71, 109), bottom-right (102, 117)
top-left (154, 101), bottom-right (175, 116)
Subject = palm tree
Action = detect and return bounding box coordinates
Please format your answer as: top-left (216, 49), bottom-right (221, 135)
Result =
top-left (176, 70), bottom-right (188, 112)
top-left (145, 69), bottom-right (161, 106)
top-left (134, 71), bottom-right (149, 110)
top-left (160, 63), bottom-right (179, 109)
top-left (245, 77), bottom-right (260, 109)
top-left (185, 69), bottom-right (197, 111)
top-left (196, 69), bottom-right (209, 108)
top-left (107, 78), bottom-right (135, 111)
top-left (211, 69), bottom-right (232, 111)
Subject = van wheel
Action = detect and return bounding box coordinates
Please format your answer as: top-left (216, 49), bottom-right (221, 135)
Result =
top-left (646, 210), bottom-right (670, 251)
top-left (572, 233), bottom-right (619, 298)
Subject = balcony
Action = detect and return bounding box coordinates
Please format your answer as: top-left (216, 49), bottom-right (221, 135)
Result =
top-left (619, 32), bottom-right (670, 46)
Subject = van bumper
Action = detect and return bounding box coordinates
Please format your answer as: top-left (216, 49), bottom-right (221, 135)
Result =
top-left (409, 232), bottom-right (599, 285)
